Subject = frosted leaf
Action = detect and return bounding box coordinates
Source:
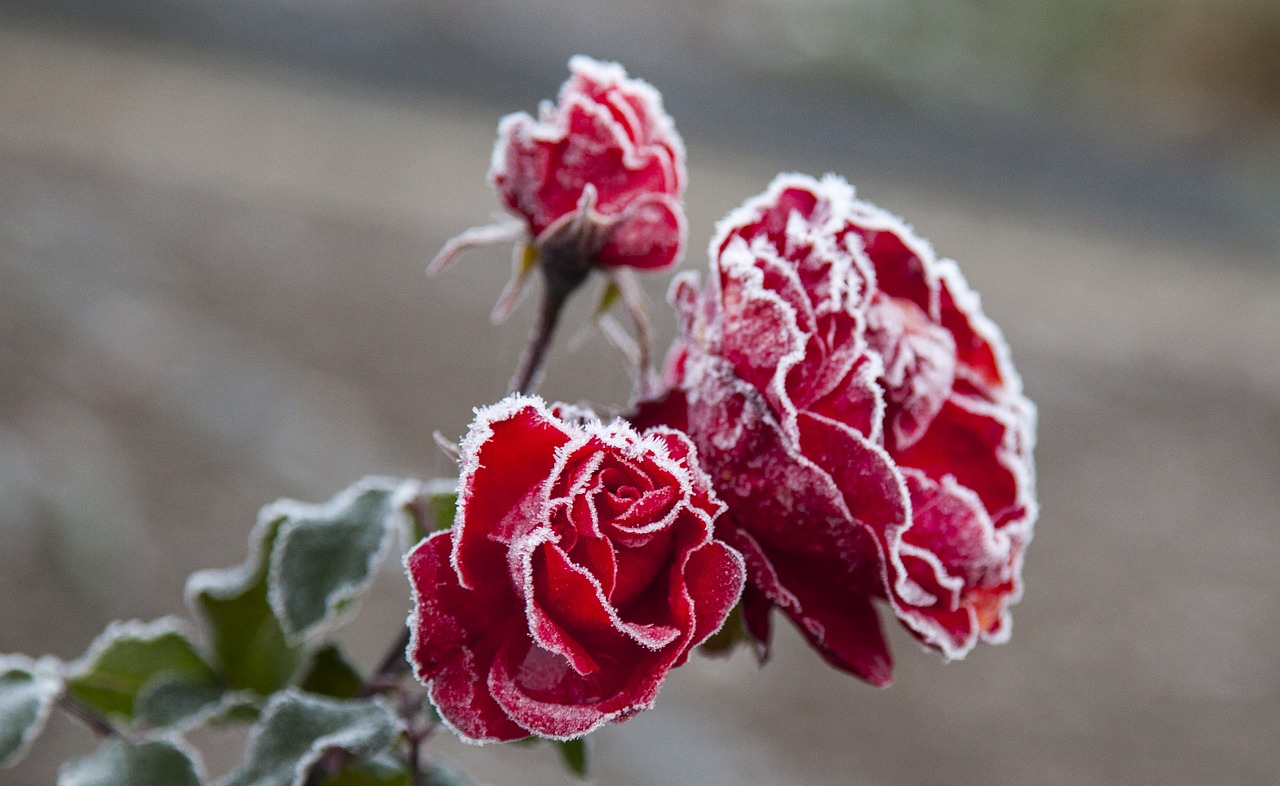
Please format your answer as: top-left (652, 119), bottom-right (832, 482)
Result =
top-left (66, 618), bottom-right (220, 726)
top-left (58, 737), bottom-right (205, 786)
top-left (0, 655), bottom-right (62, 769)
top-left (185, 512), bottom-right (305, 694)
top-left (216, 690), bottom-right (401, 786)
top-left (267, 477), bottom-right (420, 644)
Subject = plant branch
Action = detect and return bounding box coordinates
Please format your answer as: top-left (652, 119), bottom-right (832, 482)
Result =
top-left (509, 283), bottom-right (574, 395)
top-left (58, 694), bottom-right (130, 742)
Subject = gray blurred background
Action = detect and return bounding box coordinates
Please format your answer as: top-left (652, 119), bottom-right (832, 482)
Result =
top-left (1, 1), bottom-right (1278, 784)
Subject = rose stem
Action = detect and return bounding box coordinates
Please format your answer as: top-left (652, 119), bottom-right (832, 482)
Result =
top-left (58, 693), bottom-right (131, 742)
top-left (507, 223), bottom-right (595, 396)
top-left (508, 283), bottom-right (572, 395)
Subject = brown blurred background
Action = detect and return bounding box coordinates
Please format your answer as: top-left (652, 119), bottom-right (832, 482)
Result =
top-left (1, 1), bottom-right (1278, 784)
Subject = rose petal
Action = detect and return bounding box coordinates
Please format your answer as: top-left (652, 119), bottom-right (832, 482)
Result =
top-left (454, 399), bottom-right (571, 590)
top-left (406, 532), bottom-right (527, 742)
top-left (597, 192), bottom-right (685, 270)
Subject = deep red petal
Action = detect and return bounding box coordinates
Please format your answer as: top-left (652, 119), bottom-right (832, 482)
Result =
top-left (597, 193), bottom-right (685, 270)
top-left (405, 532), bottom-right (526, 742)
top-left (455, 403), bottom-right (570, 589)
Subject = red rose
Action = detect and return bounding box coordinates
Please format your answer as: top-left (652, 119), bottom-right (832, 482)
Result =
top-left (406, 396), bottom-right (743, 741)
top-left (490, 55), bottom-right (687, 271)
top-left (637, 174), bottom-right (1036, 684)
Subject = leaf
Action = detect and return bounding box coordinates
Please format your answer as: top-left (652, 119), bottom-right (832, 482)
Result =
top-left (67, 619), bottom-right (221, 725)
top-left (186, 513), bottom-right (306, 695)
top-left (299, 646), bottom-right (363, 701)
top-left (58, 737), bottom-right (205, 786)
top-left (424, 479), bottom-right (458, 534)
top-left (135, 675), bottom-right (228, 730)
top-left (697, 604), bottom-right (746, 657)
top-left (557, 738), bottom-right (588, 779)
top-left (595, 280), bottom-right (622, 316)
top-left (318, 755), bottom-right (410, 786)
top-left (0, 655), bottom-right (62, 768)
top-left (267, 478), bottom-right (419, 644)
top-left (218, 690), bottom-right (402, 786)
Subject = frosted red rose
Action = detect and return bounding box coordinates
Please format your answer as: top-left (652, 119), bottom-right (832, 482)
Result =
top-left (490, 55), bottom-right (687, 271)
top-left (637, 174), bottom-right (1036, 684)
top-left (406, 396), bottom-right (743, 741)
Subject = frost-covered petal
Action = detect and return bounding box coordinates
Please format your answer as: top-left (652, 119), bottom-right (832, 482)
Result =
top-left (596, 193), bottom-right (685, 270)
top-left (891, 470), bottom-right (1019, 657)
top-left (453, 399), bottom-right (570, 590)
top-left (405, 531), bottom-right (526, 743)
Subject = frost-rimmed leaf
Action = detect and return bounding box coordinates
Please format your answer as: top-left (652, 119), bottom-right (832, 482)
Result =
top-left (299, 645), bottom-right (363, 701)
top-left (556, 737), bottom-right (588, 779)
top-left (267, 478), bottom-right (420, 644)
top-left (186, 512), bottom-right (305, 694)
top-left (58, 737), bottom-right (205, 786)
top-left (0, 655), bottom-right (62, 768)
top-left (67, 618), bottom-right (221, 725)
top-left (218, 690), bottom-right (403, 786)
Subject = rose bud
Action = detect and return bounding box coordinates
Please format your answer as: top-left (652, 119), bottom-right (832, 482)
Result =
top-left (405, 396), bottom-right (744, 741)
top-left (490, 56), bottom-right (687, 275)
top-left (429, 56), bottom-right (686, 392)
top-left (635, 174), bottom-right (1036, 685)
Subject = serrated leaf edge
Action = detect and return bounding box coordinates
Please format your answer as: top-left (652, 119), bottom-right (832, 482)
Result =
top-left (0, 654), bottom-right (63, 769)
top-left (66, 617), bottom-right (207, 683)
top-left (264, 477), bottom-right (422, 644)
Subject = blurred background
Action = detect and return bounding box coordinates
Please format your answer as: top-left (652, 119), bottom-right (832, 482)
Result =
top-left (1, 1), bottom-right (1277, 784)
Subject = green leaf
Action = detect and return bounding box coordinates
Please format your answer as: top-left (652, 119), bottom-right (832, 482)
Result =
top-left (218, 690), bottom-right (402, 786)
top-left (595, 280), bottom-right (622, 316)
top-left (135, 675), bottom-right (228, 729)
top-left (424, 479), bottom-right (458, 534)
top-left (697, 604), bottom-right (746, 657)
top-left (299, 646), bottom-right (363, 701)
top-left (58, 737), bottom-right (204, 786)
top-left (267, 478), bottom-right (419, 644)
top-left (557, 737), bottom-right (588, 779)
top-left (67, 619), bottom-right (221, 725)
top-left (186, 513), bottom-right (305, 695)
top-left (0, 655), bottom-right (62, 768)
top-left (318, 754), bottom-right (410, 786)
